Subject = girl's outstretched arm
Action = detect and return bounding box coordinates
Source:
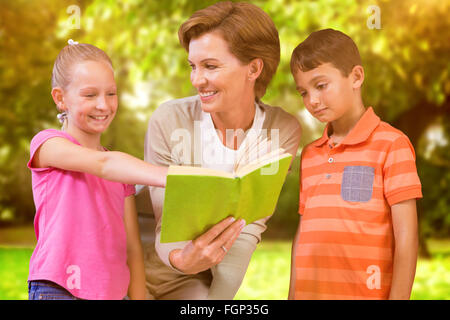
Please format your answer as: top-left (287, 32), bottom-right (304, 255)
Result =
top-left (31, 137), bottom-right (167, 187)
top-left (124, 195), bottom-right (147, 300)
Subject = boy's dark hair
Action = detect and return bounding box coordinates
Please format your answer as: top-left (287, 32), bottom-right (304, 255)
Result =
top-left (290, 28), bottom-right (362, 77)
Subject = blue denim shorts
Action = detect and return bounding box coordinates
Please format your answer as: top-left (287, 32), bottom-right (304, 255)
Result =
top-left (28, 280), bottom-right (81, 300)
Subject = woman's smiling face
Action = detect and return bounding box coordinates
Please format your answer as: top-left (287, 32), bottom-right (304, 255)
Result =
top-left (188, 31), bottom-right (255, 114)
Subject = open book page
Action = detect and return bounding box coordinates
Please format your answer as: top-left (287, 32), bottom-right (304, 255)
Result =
top-left (162, 135), bottom-right (292, 242)
top-left (168, 164), bottom-right (235, 178)
top-left (233, 134), bottom-right (273, 173)
top-left (235, 151), bottom-right (290, 178)
top-left (161, 152), bottom-right (292, 243)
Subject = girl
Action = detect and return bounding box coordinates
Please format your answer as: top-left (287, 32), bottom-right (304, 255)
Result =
top-left (27, 40), bottom-right (167, 300)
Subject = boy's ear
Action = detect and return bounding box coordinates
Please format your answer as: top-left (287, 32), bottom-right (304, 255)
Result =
top-left (247, 58), bottom-right (264, 81)
top-left (51, 87), bottom-right (66, 111)
top-left (351, 65), bottom-right (364, 90)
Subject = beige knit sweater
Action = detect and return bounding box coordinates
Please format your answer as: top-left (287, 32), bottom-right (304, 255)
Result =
top-left (137, 95), bottom-right (301, 299)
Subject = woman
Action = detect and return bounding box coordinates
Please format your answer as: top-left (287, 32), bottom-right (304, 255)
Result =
top-left (138, 1), bottom-right (301, 299)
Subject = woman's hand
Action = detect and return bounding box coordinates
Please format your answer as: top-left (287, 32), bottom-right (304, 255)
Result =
top-left (169, 217), bottom-right (246, 274)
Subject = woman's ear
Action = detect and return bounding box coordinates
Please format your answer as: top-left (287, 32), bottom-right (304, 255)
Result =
top-left (51, 87), bottom-right (66, 111)
top-left (351, 65), bottom-right (364, 90)
top-left (248, 58), bottom-right (264, 81)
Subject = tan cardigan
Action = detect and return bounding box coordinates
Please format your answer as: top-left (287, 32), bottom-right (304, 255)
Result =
top-left (138, 95), bottom-right (301, 299)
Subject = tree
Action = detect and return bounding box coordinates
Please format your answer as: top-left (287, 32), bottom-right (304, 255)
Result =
top-left (1, 0), bottom-right (449, 256)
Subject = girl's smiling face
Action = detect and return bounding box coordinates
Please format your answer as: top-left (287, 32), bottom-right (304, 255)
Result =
top-left (61, 60), bottom-right (118, 135)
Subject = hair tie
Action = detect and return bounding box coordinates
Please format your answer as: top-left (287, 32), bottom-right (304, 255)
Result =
top-left (57, 112), bottom-right (67, 124)
top-left (68, 39), bottom-right (79, 45)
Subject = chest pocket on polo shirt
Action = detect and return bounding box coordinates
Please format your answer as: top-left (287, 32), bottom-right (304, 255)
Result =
top-left (341, 166), bottom-right (375, 202)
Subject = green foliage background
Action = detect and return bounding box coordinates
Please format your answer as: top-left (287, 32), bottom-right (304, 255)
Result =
top-left (0, 0), bottom-right (449, 252)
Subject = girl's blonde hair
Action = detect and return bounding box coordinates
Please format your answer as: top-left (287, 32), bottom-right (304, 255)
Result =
top-left (52, 41), bottom-right (113, 129)
top-left (52, 42), bottom-right (113, 89)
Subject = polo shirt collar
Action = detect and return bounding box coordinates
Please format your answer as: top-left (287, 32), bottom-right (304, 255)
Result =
top-left (312, 107), bottom-right (380, 147)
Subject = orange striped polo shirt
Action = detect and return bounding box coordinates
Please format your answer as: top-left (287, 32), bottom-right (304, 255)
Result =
top-left (294, 107), bottom-right (422, 300)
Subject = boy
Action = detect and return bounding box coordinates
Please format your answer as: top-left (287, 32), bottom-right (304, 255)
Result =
top-left (289, 29), bottom-right (422, 300)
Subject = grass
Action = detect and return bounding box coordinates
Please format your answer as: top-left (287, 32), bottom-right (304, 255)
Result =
top-left (410, 238), bottom-right (450, 300)
top-left (1, 240), bottom-right (450, 300)
top-left (0, 246), bottom-right (32, 300)
top-left (234, 240), bottom-right (450, 300)
top-left (235, 241), bottom-right (291, 300)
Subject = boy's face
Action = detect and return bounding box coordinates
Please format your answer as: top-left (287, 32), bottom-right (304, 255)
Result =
top-left (293, 63), bottom-right (358, 123)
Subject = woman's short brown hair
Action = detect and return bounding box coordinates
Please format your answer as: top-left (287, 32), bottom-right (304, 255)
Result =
top-left (178, 1), bottom-right (280, 100)
top-left (290, 28), bottom-right (362, 77)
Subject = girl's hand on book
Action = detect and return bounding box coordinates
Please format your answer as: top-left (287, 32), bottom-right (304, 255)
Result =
top-left (169, 217), bottom-right (246, 274)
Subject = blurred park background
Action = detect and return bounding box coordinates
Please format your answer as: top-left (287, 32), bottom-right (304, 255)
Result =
top-left (0, 0), bottom-right (449, 299)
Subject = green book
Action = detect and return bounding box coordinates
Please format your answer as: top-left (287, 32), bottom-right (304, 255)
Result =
top-left (160, 150), bottom-right (292, 243)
